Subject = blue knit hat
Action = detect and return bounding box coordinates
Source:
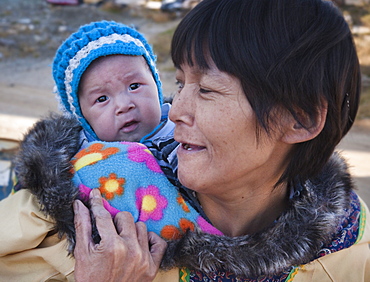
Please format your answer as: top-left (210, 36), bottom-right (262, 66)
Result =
top-left (52, 21), bottom-right (163, 139)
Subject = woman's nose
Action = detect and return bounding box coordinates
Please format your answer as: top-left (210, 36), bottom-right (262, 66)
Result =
top-left (169, 85), bottom-right (194, 125)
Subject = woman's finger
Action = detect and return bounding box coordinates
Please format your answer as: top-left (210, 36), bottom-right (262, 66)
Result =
top-left (148, 231), bottom-right (167, 268)
top-left (136, 221), bottom-right (149, 251)
top-left (114, 211), bottom-right (138, 238)
top-left (88, 189), bottom-right (117, 239)
top-left (73, 199), bottom-right (93, 253)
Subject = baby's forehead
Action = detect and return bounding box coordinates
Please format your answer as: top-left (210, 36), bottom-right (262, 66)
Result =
top-left (80, 55), bottom-right (151, 83)
top-left (78, 55), bottom-right (153, 92)
top-left (87, 54), bottom-right (148, 70)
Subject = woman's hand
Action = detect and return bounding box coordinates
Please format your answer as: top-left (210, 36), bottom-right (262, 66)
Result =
top-left (73, 189), bottom-right (167, 282)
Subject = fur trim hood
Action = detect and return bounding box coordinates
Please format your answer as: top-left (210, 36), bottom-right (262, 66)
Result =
top-left (14, 114), bottom-right (355, 278)
top-left (14, 114), bottom-right (82, 252)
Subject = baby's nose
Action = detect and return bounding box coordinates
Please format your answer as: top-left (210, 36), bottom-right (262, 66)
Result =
top-left (115, 96), bottom-right (135, 115)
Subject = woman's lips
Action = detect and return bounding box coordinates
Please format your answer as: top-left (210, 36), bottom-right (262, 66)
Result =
top-left (181, 143), bottom-right (205, 151)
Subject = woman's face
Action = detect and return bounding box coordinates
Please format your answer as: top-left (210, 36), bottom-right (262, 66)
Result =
top-left (169, 62), bottom-right (292, 196)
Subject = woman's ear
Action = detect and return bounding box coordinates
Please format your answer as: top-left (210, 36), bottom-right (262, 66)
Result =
top-left (281, 102), bottom-right (328, 144)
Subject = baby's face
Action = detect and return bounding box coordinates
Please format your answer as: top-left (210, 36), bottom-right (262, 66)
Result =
top-left (79, 55), bottom-right (161, 142)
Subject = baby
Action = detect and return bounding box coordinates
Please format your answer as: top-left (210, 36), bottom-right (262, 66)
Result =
top-left (12, 21), bottom-right (220, 256)
top-left (52, 20), bottom-right (173, 145)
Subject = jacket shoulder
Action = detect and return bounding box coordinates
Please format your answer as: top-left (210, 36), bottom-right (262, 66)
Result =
top-left (292, 197), bottom-right (370, 282)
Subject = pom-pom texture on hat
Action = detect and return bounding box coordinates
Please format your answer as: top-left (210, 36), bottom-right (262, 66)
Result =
top-left (53, 21), bottom-right (163, 139)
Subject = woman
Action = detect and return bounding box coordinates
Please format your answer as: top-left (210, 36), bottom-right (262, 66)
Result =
top-left (74, 0), bottom-right (370, 281)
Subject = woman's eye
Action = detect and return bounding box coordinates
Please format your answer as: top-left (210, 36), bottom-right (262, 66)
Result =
top-left (176, 80), bottom-right (184, 91)
top-left (96, 95), bottom-right (108, 103)
top-left (129, 83), bottom-right (140, 91)
top-left (199, 88), bottom-right (211, 94)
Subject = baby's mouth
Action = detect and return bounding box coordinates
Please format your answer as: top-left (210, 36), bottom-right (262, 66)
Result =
top-left (120, 120), bottom-right (139, 133)
top-left (123, 120), bottom-right (137, 128)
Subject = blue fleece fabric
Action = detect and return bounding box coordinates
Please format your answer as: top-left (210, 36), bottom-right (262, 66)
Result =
top-left (72, 141), bottom-right (222, 239)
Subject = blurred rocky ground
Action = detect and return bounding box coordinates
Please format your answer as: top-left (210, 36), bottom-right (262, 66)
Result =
top-left (0, 0), bottom-right (198, 61)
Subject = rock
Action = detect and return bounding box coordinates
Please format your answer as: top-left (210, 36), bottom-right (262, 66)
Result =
top-left (352, 25), bottom-right (370, 35)
top-left (58, 25), bottom-right (68, 32)
top-left (17, 18), bottom-right (31, 24)
top-left (0, 38), bottom-right (16, 47)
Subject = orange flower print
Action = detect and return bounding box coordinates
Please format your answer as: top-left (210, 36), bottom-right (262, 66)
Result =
top-left (160, 218), bottom-right (196, 240)
top-left (161, 225), bottom-right (181, 240)
top-left (71, 143), bottom-right (119, 172)
top-left (177, 194), bottom-right (190, 213)
top-left (98, 173), bottom-right (125, 200)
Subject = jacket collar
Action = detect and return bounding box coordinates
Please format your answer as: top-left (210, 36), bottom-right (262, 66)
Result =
top-left (161, 153), bottom-right (357, 278)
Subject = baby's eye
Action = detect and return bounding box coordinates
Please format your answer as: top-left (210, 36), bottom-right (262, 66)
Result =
top-left (96, 95), bottom-right (108, 103)
top-left (129, 83), bottom-right (140, 91)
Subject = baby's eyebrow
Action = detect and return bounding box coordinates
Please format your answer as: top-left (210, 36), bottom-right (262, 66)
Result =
top-left (80, 85), bottom-right (106, 98)
top-left (122, 69), bottom-right (151, 81)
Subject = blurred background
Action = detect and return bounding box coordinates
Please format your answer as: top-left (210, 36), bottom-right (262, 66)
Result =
top-left (0, 0), bottom-right (369, 202)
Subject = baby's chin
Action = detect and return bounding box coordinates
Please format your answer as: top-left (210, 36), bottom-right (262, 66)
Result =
top-left (124, 128), bottom-right (158, 143)
top-left (115, 133), bottom-right (145, 143)
top-left (97, 126), bottom-right (156, 143)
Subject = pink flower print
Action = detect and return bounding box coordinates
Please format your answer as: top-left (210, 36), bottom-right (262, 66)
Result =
top-left (135, 185), bottom-right (168, 222)
top-left (125, 142), bottom-right (163, 173)
top-left (196, 216), bottom-right (223, 235)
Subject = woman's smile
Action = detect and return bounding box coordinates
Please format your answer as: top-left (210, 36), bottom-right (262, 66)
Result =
top-left (180, 143), bottom-right (206, 151)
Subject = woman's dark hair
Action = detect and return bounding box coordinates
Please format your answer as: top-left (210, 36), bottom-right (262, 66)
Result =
top-left (171, 0), bottom-right (361, 186)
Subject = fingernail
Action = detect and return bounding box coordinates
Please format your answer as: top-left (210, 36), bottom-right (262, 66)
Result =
top-left (73, 200), bottom-right (81, 215)
top-left (90, 189), bottom-right (101, 198)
